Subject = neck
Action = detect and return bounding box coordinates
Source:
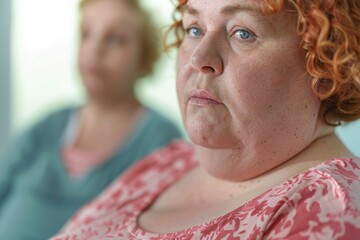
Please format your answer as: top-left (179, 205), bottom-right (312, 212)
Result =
top-left (88, 93), bottom-right (140, 111)
top-left (190, 133), bottom-right (353, 207)
top-left (86, 84), bottom-right (139, 109)
top-left (82, 96), bottom-right (142, 123)
top-left (195, 130), bottom-right (353, 183)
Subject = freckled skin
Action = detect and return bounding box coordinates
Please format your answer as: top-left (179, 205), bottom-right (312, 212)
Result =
top-left (176, 0), bottom-right (325, 181)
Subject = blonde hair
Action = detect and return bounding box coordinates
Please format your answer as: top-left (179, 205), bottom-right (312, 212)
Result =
top-left (79, 0), bottom-right (160, 77)
top-left (167, 0), bottom-right (360, 125)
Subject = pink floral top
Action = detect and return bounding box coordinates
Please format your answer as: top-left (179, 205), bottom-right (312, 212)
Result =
top-left (51, 141), bottom-right (360, 240)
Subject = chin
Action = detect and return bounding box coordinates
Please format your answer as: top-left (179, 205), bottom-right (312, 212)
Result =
top-left (188, 131), bottom-right (236, 149)
top-left (86, 89), bottom-right (106, 100)
top-left (185, 121), bottom-right (237, 149)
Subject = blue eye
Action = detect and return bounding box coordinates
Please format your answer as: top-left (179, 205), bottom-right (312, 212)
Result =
top-left (186, 27), bottom-right (202, 37)
top-left (234, 29), bottom-right (254, 40)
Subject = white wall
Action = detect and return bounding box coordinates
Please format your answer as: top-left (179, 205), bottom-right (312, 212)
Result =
top-left (12, 0), bottom-right (82, 131)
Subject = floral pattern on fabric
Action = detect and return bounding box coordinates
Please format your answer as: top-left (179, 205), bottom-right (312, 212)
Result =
top-left (51, 141), bottom-right (360, 240)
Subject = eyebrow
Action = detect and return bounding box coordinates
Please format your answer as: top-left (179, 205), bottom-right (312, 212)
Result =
top-left (221, 4), bottom-right (259, 15)
top-left (180, 5), bottom-right (199, 15)
top-left (181, 4), bottom-right (260, 16)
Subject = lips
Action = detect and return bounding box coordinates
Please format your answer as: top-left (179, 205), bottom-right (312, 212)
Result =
top-left (189, 89), bottom-right (223, 105)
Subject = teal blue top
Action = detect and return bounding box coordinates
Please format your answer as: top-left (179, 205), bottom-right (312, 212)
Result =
top-left (0, 106), bottom-right (182, 240)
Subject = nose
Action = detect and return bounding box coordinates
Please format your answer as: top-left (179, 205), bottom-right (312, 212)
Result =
top-left (190, 34), bottom-right (224, 75)
top-left (81, 38), bottom-right (103, 60)
top-left (90, 41), bottom-right (104, 59)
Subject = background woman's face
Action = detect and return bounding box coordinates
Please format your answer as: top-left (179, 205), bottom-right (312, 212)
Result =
top-left (79, 0), bottom-right (142, 101)
top-left (177, 0), bottom-right (322, 178)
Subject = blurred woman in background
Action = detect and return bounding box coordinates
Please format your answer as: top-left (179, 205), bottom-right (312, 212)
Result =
top-left (0, 0), bottom-right (181, 239)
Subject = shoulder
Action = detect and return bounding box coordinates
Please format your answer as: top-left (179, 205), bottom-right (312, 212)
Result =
top-left (0, 106), bottom-right (76, 173)
top-left (279, 157), bottom-right (360, 213)
top-left (265, 157), bottom-right (360, 239)
top-left (142, 108), bottom-right (181, 131)
top-left (87, 140), bottom-right (195, 198)
top-left (128, 108), bottom-right (183, 149)
top-left (38, 106), bottom-right (74, 126)
top-left (8, 106), bottom-right (74, 145)
top-left (103, 140), bottom-right (195, 198)
top-left (23, 106), bottom-right (75, 141)
top-left (120, 140), bottom-right (195, 184)
top-left (25, 106), bottom-right (74, 131)
top-left (274, 157), bottom-right (360, 203)
top-left (308, 157), bottom-right (360, 209)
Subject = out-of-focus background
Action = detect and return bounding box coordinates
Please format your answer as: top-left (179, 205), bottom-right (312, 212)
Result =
top-left (0, 0), bottom-right (359, 156)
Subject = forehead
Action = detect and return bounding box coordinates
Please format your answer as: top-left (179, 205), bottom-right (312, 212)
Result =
top-left (81, 0), bottom-right (141, 27)
top-left (183, 0), bottom-right (263, 16)
top-left (182, 0), bottom-right (297, 34)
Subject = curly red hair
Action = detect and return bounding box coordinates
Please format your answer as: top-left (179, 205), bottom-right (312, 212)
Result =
top-left (167, 0), bottom-right (360, 125)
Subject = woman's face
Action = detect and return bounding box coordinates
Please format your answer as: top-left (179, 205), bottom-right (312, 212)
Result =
top-left (177, 0), bottom-right (323, 179)
top-left (79, 0), bottom-right (142, 101)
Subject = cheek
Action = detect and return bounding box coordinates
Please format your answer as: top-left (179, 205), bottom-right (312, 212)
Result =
top-left (233, 47), bottom-right (307, 101)
top-left (176, 48), bottom-right (192, 103)
top-left (78, 46), bottom-right (88, 66)
top-left (225, 46), bottom-right (319, 134)
top-left (108, 47), bottom-right (141, 77)
top-left (78, 47), bottom-right (90, 79)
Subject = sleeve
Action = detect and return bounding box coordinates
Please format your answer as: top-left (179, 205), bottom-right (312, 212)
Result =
top-left (0, 106), bottom-right (61, 214)
top-left (264, 176), bottom-right (360, 240)
top-left (0, 126), bottom-right (38, 210)
top-left (267, 209), bottom-right (360, 240)
top-left (0, 107), bottom-right (71, 210)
